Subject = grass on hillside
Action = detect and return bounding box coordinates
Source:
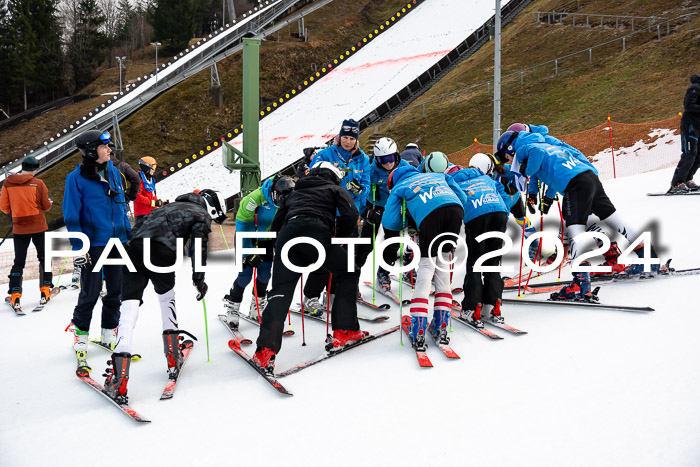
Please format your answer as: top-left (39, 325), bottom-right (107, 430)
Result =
top-left (359, 0), bottom-right (700, 154)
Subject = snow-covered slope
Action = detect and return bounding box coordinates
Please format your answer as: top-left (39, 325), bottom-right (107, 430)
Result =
top-left (2, 161), bottom-right (699, 466)
top-left (157, 0), bottom-right (507, 201)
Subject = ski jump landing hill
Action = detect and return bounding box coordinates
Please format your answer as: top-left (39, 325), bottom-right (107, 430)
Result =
top-left (155, 0), bottom-right (523, 201)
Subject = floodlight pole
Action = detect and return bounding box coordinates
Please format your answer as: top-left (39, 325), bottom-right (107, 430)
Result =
top-left (116, 56), bottom-right (126, 93)
top-left (151, 42), bottom-right (161, 87)
top-left (222, 37), bottom-right (261, 201)
top-left (493, 0), bottom-right (502, 146)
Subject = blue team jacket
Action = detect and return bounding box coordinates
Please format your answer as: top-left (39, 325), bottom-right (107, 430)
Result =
top-left (63, 162), bottom-right (131, 250)
top-left (311, 145), bottom-right (370, 213)
top-left (382, 166), bottom-right (468, 231)
top-left (447, 168), bottom-right (508, 224)
top-left (368, 159), bottom-right (410, 208)
top-left (513, 132), bottom-right (595, 196)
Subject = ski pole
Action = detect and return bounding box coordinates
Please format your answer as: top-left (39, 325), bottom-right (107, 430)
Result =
top-left (0, 227), bottom-right (12, 248)
top-left (219, 224), bottom-right (230, 250)
top-left (54, 255), bottom-right (69, 288)
top-left (371, 184), bottom-right (376, 304)
top-left (253, 268), bottom-right (262, 323)
top-left (201, 298), bottom-right (211, 362)
top-left (399, 198), bottom-right (406, 347)
top-left (300, 274), bottom-right (306, 346)
top-left (556, 197), bottom-right (565, 280)
top-left (325, 274), bottom-right (332, 335)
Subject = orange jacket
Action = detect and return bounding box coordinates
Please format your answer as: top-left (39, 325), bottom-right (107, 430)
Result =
top-left (0, 174), bottom-right (51, 234)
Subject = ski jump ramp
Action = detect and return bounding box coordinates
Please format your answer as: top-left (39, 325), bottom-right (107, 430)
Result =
top-left (157, 0), bottom-right (511, 201)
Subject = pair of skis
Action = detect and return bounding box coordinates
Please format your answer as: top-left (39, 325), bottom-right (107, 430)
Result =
top-left (78, 337), bottom-right (195, 423)
top-left (400, 316), bottom-right (459, 367)
top-left (289, 303), bottom-right (390, 323)
top-left (5, 287), bottom-right (61, 315)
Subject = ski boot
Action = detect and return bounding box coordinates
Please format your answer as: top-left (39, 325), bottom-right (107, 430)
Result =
top-left (100, 328), bottom-right (117, 350)
top-left (9, 292), bottom-right (21, 313)
top-left (328, 329), bottom-right (369, 349)
top-left (249, 296), bottom-right (267, 321)
top-left (408, 316), bottom-right (428, 351)
top-left (162, 330), bottom-right (194, 380)
top-left (488, 300), bottom-right (504, 324)
top-left (528, 238), bottom-right (541, 263)
top-left (667, 182), bottom-right (690, 194)
top-left (39, 286), bottom-right (51, 305)
top-left (103, 352), bottom-right (131, 404)
top-left (461, 304), bottom-right (484, 328)
top-left (402, 269), bottom-right (417, 287)
top-left (428, 310), bottom-right (450, 345)
top-left (552, 262), bottom-right (593, 301)
top-left (599, 242), bottom-right (625, 274)
top-left (223, 296), bottom-right (241, 328)
top-left (686, 180), bottom-right (699, 191)
top-left (376, 267), bottom-right (391, 292)
top-left (252, 346), bottom-right (276, 375)
top-left (622, 244), bottom-right (661, 277)
top-left (303, 296), bottom-right (326, 318)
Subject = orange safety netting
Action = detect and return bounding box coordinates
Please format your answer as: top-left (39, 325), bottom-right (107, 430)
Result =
top-left (449, 115), bottom-right (682, 180)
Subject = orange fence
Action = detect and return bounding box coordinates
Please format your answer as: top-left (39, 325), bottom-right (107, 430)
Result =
top-left (449, 115), bottom-right (682, 180)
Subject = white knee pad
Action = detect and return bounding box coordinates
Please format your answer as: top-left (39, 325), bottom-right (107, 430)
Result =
top-left (114, 300), bottom-right (139, 354)
top-left (158, 289), bottom-right (178, 332)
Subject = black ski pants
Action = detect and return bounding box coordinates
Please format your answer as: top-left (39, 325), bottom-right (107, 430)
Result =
top-left (8, 231), bottom-right (52, 294)
top-left (462, 212), bottom-right (508, 311)
top-left (71, 245), bottom-right (123, 332)
top-left (671, 117), bottom-right (700, 185)
top-left (257, 217), bottom-right (360, 353)
top-left (121, 240), bottom-right (177, 302)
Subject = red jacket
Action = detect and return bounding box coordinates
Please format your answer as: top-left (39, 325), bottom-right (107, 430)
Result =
top-left (133, 174), bottom-right (159, 217)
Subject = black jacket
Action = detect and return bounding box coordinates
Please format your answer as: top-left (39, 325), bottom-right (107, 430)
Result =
top-left (682, 74), bottom-right (700, 126)
top-left (271, 175), bottom-right (358, 237)
top-left (130, 192), bottom-right (212, 278)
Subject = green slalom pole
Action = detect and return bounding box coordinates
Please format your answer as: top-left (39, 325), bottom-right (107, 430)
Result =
top-left (219, 225), bottom-right (230, 250)
top-left (371, 184), bottom-right (377, 304)
top-left (54, 256), bottom-right (69, 288)
top-left (201, 298), bottom-right (211, 362)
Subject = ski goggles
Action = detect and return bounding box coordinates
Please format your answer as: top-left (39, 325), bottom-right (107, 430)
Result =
top-left (341, 125), bottom-right (359, 135)
top-left (99, 131), bottom-right (112, 146)
top-left (375, 153), bottom-right (399, 165)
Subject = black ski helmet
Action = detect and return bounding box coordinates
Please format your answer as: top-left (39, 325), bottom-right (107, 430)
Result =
top-left (270, 175), bottom-right (295, 207)
top-left (199, 189), bottom-right (228, 224)
top-left (76, 130), bottom-right (111, 160)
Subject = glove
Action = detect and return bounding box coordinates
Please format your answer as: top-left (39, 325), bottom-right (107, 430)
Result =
top-left (541, 196), bottom-right (554, 214)
top-left (364, 207), bottom-right (382, 225)
top-left (346, 179), bottom-right (363, 195)
top-left (193, 276), bottom-right (208, 301)
top-left (162, 199), bottom-right (169, 205)
top-left (126, 186), bottom-right (139, 201)
top-left (243, 254), bottom-right (264, 268)
top-left (151, 199), bottom-right (164, 207)
top-left (527, 193), bottom-right (537, 214)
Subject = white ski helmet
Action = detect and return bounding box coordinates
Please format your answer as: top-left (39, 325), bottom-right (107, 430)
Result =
top-left (469, 153), bottom-right (495, 176)
top-left (199, 189), bottom-right (228, 224)
top-left (373, 137), bottom-right (400, 168)
top-left (310, 160), bottom-right (344, 185)
top-left (423, 151), bottom-right (450, 173)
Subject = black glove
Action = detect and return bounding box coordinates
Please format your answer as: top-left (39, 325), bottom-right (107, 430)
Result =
top-left (162, 199), bottom-right (169, 205)
top-left (541, 196), bottom-right (554, 214)
top-left (193, 276), bottom-right (208, 301)
top-left (243, 254), bottom-right (264, 268)
top-left (364, 207), bottom-right (382, 225)
top-left (126, 185), bottom-right (139, 201)
top-left (152, 199), bottom-right (163, 207)
top-left (504, 183), bottom-right (518, 195)
top-left (346, 179), bottom-right (363, 195)
top-left (527, 193), bottom-right (537, 214)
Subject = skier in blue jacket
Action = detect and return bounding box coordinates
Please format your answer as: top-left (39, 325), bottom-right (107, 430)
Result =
top-left (446, 164), bottom-right (509, 328)
top-left (223, 175), bottom-right (295, 325)
top-left (496, 130), bottom-right (660, 301)
top-left (63, 129), bottom-right (131, 369)
top-left (355, 137), bottom-right (410, 291)
top-left (304, 119), bottom-right (370, 312)
top-left (382, 163), bottom-right (467, 351)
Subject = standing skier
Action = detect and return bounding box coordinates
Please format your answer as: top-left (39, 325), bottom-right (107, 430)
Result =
top-left (669, 74), bottom-right (700, 193)
top-left (0, 156), bottom-right (53, 311)
top-left (63, 130), bottom-right (130, 370)
top-left (382, 164), bottom-right (468, 350)
top-left (400, 142), bottom-right (422, 168)
top-left (133, 156), bottom-right (167, 227)
top-left (102, 189), bottom-right (227, 403)
top-left (223, 175), bottom-right (295, 326)
top-left (252, 162), bottom-right (362, 373)
top-left (302, 119), bottom-right (369, 314)
top-left (355, 137), bottom-right (409, 291)
top-left (445, 164), bottom-right (509, 328)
